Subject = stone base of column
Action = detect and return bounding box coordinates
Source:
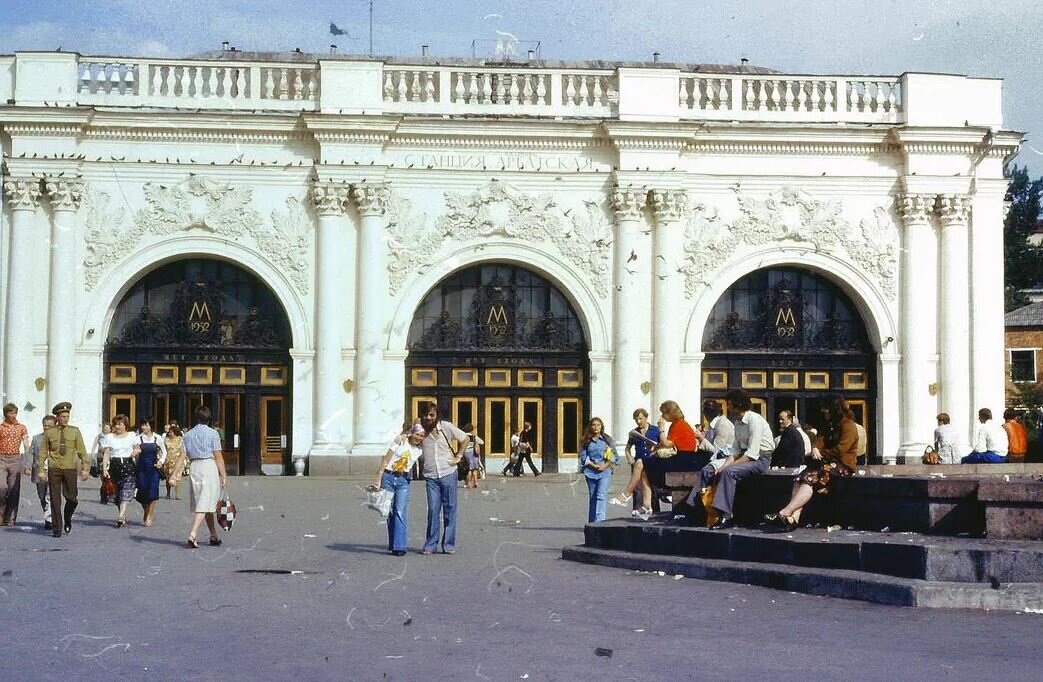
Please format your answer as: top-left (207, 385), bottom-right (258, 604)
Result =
top-left (307, 452), bottom-right (383, 476)
top-left (350, 442), bottom-right (389, 458)
top-left (896, 442), bottom-right (932, 465)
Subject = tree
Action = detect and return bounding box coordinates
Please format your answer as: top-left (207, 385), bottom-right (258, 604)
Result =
top-left (1004, 165), bottom-right (1043, 311)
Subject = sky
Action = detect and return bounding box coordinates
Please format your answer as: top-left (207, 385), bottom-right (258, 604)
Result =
top-left (1, 0), bottom-right (1041, 174)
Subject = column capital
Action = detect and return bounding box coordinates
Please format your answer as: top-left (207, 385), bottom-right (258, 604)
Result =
top-left (43, 177), bottom-right (84, 211)
top-left (310, 181), bottom-right (351, 216)
top-left (650, 189), bottom-right (689, 223)
top-left (609, 188), bottom-right (646, 221)
top-left (351, 183), bottom-right (389, 217)
top-left (3, 177), bottom-right (42, 211)
top-left (895, 193), bottom-right (934, 225)
top-left (935, 194), bottom-right (971, 225)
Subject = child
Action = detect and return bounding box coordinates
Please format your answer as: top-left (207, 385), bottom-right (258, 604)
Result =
top-left (372, 423), bottom-right (425, 556)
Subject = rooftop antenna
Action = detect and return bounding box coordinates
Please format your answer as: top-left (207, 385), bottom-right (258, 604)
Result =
top-left (369, 0), bottom-right (374, 56)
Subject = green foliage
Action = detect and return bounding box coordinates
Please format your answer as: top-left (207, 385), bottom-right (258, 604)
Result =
top-left (1004, 165), bottom-right (1043, 311)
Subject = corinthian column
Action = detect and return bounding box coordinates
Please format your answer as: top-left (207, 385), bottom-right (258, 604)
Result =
top-left (896, 193), bottom-right (938, 455)
top-left (43, 177), bottom-right (83, 409)
top-left (936, 194), bottom-right (971, 442)
top-left (309, 181), bottom-right (352, 458)
top-left (650, 189), bottom-right (688, 411)
top-left (610, 188), bottom-right (649, 436)
top-left (3, 178), bottom-right (42, 408)
top-left (350, 183), bottom-right (390, 453)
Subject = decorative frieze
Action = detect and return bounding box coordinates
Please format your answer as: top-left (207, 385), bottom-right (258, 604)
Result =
top-left (935, 194), bottom-right (971, 225)
top-left (385, 179), bottom-right (612, 297)
top-left (3, 178), bottom-right (42, 211)
top-left (681, 187), bottom-right (898, 300)
top-left (650, 189), bottom-right (689, 223)
top-left (44, 177), bottom-right (84, 211)
top-left (609, 188), bottom-right (646, 221)
top-left (310, 181), bottom-right (350, 216)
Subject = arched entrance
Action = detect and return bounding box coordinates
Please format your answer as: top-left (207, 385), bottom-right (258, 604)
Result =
top-left (701, 267), bottom-right (876, 458)
top-left (104, 259), bottom-right (293, 475)
top-left (406, 263), bottom-right (590, 473)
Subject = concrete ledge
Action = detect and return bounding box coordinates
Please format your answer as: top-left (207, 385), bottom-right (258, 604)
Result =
top-left (562, 545), bottom-right (1043, 612)
top-left (307, 454), bottom-right (383, 476)
top-left (583, 519), bottom-right (1043, 583)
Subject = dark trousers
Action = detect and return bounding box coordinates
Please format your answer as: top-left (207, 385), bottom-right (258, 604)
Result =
top-left (698, 453), bottom-right (771, 517)
top-left (512, 451), bottom-right (540, 476)
top-left (0, 454), bottom-right (22, 523)
top-left (48, 468), bottom-right (79, 534)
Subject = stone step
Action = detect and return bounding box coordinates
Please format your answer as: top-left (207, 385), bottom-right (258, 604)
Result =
top-left (562, 545), bottom-right (1043, 612)
top-left (582, 518), bottom-right (1043, 583)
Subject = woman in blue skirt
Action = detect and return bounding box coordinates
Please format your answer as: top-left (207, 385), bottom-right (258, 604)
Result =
top-left (134, 418), bottom-right (166, 527)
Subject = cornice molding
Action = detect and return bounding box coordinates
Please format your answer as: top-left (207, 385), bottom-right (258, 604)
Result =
top-left (389, 135), bottom-right (611, 151)
top-left (82, 128), bottom-right (310, 143)
top-left (2, 123), bottom-right (84, 137)
top-left (686, 140), bottom-right (898, 156)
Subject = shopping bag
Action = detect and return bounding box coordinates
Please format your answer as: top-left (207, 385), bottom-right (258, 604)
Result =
top-left (216, 489), bottom-right (237, 531)
top-left (366, 487), bottom-right (393, 519)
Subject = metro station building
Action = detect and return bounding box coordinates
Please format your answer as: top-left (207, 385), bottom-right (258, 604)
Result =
top-left (0, 50), bottom-right (1020, 474)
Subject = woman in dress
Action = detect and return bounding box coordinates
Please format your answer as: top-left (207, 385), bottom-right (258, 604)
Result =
top-left (372, 422), bottom-right (426, 556)
top-left (164, 422), bottom-right (185, 499)
top-left (92, 423), bottom-right (112, 504)
top-left (579, 417), bottom-right (617, 523)
top-left (134, 417), bottom-right (166, 527)
top-left (101, 414), bottom-right (137, 527)
top-left (460, 423), bottom-right (484, 489)
top-left (765, 395), bottom-right (858, 531)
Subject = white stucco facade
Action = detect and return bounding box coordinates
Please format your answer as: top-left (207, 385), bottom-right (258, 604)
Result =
top-left (0, 51), bottom-right (1021, 473)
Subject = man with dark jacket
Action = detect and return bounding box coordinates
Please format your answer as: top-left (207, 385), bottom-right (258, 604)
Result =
top-left (771, 410), bottom-right (805, 468)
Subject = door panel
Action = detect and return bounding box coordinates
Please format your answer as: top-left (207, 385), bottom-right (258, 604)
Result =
top-left (557, 398), bottom-right (582, 458)
top-left (260, 396), bottom-right (285, 469)
top-left (484, 398), bottom-right (511, 457)
top-left (518, 398), bottom-right (542, 454)
top-left (108, 394), bottom-right (136, 425)
top-left (151, 394), bottom-right (170, 429)
top-left (452, 397), bottom-right (478, 430)
top-left (221, 394), bottom-right (242, 476)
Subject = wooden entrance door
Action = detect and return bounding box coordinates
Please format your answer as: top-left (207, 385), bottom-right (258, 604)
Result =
top-left (260, 396), bottom-right (286, 473)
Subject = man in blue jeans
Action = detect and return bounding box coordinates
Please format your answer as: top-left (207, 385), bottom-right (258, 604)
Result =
top-left (418, 402), bottom-right (467, 555)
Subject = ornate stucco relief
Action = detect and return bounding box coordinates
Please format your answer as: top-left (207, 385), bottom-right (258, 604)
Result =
top-left (387, 180), bottom-right (612, 297)
top-left (682, 188), bottom-right (897, 301)
top-left (82, 177), bottom-right (314, 294)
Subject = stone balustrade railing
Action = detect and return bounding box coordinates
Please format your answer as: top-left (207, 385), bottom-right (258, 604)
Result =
top-left (76, 58), bottom-right (319, 109)
top-left (0, 52), bottom-right (1004, 128)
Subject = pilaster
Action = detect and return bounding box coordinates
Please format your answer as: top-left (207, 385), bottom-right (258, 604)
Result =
top-left (610, 187), bottom-right (649, 435)
top-left (650, 188), bottom-right (688, 411)
top-left (3, 178), bottom-right (42, 408)
top-left (936, 194), bottom-right (972, 443)
top-left (43, 177), bottom-right (83, 409)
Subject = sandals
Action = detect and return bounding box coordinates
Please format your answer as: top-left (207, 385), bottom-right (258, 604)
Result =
top-left (209, 536), bottom-right (223, 547)
top-left (115, 519), bottom-right (126, 528)
top-left (186, 536), bottom-right (199, 549)
top-left (764, 512), bottom-right (797, 531)
top-left (631, 506), bottom-right (652, 520)
top-left (609, 493), bottom-right (632, 507)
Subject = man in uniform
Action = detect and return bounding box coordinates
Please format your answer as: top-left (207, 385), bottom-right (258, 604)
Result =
top-left (38, 402), bottom-right (89, 537)
top-left (24, 415), bottom-right (58, 530)
top-left (0, 403), bottom-right (31, 527)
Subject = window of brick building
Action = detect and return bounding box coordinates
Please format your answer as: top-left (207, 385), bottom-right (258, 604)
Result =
top-left (1010, 349), bottom-right (1037, 383)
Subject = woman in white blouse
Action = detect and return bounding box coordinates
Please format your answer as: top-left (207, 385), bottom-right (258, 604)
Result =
top-left (102, 414), bottom-right (138, 528)
top-left (372, 423), bottom-right (425, 556)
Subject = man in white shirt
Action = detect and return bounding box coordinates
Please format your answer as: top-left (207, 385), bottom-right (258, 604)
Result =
top-left (685, 389), bottom-right (775, 529)
top-left (961, 408), bottom-right (1009, 464)
top-left (934, 412), bottom-right (961, 464)
top-left (696, 400), bottom-right (735, 459)
top-left (418, 402), bottom-right (467, 554)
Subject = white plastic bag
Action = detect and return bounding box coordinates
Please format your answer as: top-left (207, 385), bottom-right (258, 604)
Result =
top-left (366, 487), bottom-right (393, 518)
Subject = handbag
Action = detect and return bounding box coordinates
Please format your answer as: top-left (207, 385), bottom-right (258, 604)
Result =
top-left (216, 489), bottom-right (236, 530)
top-left (655, 446), bottom-right (677, 459)
top-left (101, 477), bottom-right (117, 499)
top-left (699, 483), bottom-right (719, 528)
top-left (922, 445), bottom-right (940, 465)
top-left (366, 486), bottom-right (393, 519)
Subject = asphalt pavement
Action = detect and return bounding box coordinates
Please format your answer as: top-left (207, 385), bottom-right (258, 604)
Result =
top-left (2, 473), bottom-right (1042, 681)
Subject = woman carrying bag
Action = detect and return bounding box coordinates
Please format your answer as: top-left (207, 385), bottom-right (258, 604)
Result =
top-left (372, 423), bottom-right (426, 556)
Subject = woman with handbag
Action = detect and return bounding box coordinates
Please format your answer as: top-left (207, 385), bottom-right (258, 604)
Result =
top-left (579, 417), bottom-right (617, 523)
top-left (133, 418), bottom-right (166, 527)
top-left (373, 423), bottom-right (426, 556)
top-left (101, 415), bottom-right (137, 528)
top-left (163, 422), bottom-right (184, 499)
top-left (765, 395), bottom-right (858, 531)
top-left (169, 405), bottom-right (227, 549)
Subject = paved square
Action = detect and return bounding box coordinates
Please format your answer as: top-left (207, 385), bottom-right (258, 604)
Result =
top-left (3, 475), bottom-right (1041, 680)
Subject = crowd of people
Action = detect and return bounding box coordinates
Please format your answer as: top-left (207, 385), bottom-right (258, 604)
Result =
top-left (0, 401), bottom-right (226, 547)
top-left (3, 392), bottom-right (1038, 556)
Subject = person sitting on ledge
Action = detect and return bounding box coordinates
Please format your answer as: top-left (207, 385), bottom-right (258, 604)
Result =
top-left (764, 394), bottom-right (858, 531)
top-left (684, 388), bottom-right (775, 530)
top-left (1002, 409), bottom-right (1028, 463)
top-left (640, 400), bottom-right (705, 507)
top-left (961, 408), bottom-right (1008, 464)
